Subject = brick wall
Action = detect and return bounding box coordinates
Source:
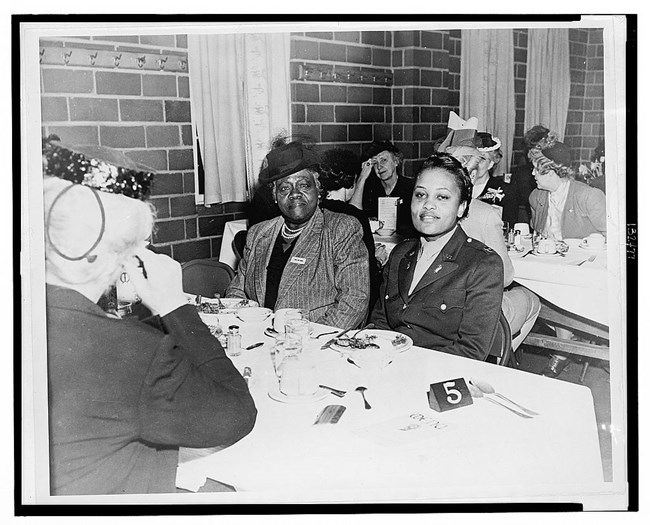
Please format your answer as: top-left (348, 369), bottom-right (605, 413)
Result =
top-left (39, 34), bottom-right (245, 263)
top-left (565, 28), bottom-right (605, 165)
top-left (511, 28), bottom-right (605, 168)
top-left (291, 29), bottom-right (604, 176)
top-left (289, 31), bottom-right (394, 161)
top-left (512, 29), bottom-right (529, 166)
top-left (40, 30), bottom-right (604, 263)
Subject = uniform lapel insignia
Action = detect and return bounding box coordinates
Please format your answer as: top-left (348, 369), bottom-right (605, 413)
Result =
top-left (434, 264), bottom-right (442, 273)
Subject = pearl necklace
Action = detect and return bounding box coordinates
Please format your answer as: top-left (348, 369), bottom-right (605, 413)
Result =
top-left (281, 223), bottom-right (305, 241)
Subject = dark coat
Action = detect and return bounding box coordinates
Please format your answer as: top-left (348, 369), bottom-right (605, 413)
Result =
top-left (476, 175), bottom-right (519, 226)
top-left (370, 227), bottom-right (504, 361)
top-left (361, 173), bottom-right (416, 235)
top-left (46, 284), bottom-right (257, 495)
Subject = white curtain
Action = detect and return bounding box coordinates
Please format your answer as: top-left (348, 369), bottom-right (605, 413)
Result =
top-left (460, 29), bottom-right (515, 177)
top-left (524, 28), bottom-right (570, 141)
top-left (188, 33), bottom-right (291, 205)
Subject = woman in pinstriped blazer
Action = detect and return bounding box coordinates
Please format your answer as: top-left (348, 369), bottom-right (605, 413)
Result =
top-left (226, 141), bottom-right (369, 330)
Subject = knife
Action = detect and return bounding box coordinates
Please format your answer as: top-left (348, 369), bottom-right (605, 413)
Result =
top-left (320, 327), bottom-right (352, 350)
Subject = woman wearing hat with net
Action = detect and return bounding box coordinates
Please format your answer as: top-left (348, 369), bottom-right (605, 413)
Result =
top-left (42, 137), bottom-right (257, 494)
top-left (528, 132), bottom-right (606, 240)
top-left (226, 141), bottom-right (369, 329)
top-left (348, 139), bottom-right (415, 235)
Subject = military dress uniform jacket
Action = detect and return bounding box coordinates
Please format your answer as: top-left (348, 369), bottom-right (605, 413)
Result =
top-left (369, 227), bottom-right (504, 361)
top-left (226, 207), bottom-right (369, 330)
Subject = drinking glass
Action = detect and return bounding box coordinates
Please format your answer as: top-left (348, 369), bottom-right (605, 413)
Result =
top-left (283, 309), bottom-right (305, 330)
top-left (286, 317), bottom-right (311, 348)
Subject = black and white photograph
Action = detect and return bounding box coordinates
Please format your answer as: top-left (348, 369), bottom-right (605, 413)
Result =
top-left (16, 13), bottom-right (635, 515)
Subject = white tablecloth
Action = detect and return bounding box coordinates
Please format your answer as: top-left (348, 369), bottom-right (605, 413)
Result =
top-left (177, 318), bottom-right (604, 502)
top-left (509, 239), bottom-right (608, 325)
top-left (218, 219), bottom-right (248, 271)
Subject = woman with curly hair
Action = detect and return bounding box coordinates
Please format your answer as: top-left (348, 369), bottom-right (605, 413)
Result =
top-left (528, 133), bottom-right (606, 240)
top-left (319, 147), bottom-right (385, 313)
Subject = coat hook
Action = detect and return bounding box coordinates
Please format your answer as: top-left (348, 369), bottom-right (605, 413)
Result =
top-left (89, 52), bottom-right (98, 66)
top-left (39, 49), bottom-right (45, 63)
top-left (158, 56), bottom-right (168, 70)
top-left (113, 53), bottom-right (122, 67)
top-left (63, 50), bottom-right (72, 66)
top-left (136, 55), bottom-right (146, 68)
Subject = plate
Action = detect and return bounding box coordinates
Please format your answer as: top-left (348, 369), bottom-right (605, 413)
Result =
top-left (579, 243), bottom-right (607, 252)
top-left (531, 250), bottom-right (562, 258)
top-left (330, 329), bottom-right (413, 354)
top-left (268, 387), bottom-right (328, 404)
top-left (187, 294), bottom-right (259, 314)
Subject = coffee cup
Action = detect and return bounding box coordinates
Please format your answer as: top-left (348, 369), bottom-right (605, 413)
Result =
top-left (369, 219), bottom-right (384, 233)
top-left (536, 238), bottom-right (557, 254)
top-left (514, 222), bottom-right (530, 236)
top-left (581, 233), bottom-right (606, 250)
top-left (375, 227), bottom-right (396, 237)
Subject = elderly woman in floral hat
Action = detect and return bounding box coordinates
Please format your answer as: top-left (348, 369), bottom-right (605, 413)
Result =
top-left (42, 136), bottom-right (256, 494)
top-left (528, 133), bottom-right (606, 240)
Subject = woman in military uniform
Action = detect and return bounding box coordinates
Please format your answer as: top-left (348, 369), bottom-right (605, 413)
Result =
top-left (370, 152), bottom-right (504, 361)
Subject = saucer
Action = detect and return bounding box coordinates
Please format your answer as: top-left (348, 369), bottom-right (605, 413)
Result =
top-left (532, 251), bottom-right (562, 258)
top-left (268, 387), bottom-right (328, 404)
top-left (579, 244), bottom-right (607, 252)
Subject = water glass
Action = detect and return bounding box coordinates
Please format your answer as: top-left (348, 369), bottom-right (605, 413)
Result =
top-left (286, 317), bottom-right (311, 348)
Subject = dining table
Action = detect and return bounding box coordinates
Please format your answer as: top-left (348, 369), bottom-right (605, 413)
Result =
top-left (508, 237), bottom-right (609, 363)
top-left (175, 311), bottom-right (605, 503)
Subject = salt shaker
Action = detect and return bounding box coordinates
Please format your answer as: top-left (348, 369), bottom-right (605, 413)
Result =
top-left (227, 325), bottom-right (242, 357)
top-left (514, 229), bottom-right (522, 247)
top-left (507, 229), bottom-right (515, 246)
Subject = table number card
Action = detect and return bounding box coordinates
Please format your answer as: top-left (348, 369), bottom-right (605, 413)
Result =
top-left (378, 197), bottom-right (400, 231)
top-left (428, 377), bottom-right (473, 412)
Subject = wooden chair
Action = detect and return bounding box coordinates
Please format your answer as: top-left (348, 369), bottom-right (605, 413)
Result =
top-left (489, 311), bottom-right (516, 368)
top-left (181, 258), bottom-right (235, 298)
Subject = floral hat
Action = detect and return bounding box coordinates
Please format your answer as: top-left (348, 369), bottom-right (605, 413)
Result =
top-left (42, 135), bottom-right (155, 200)
top-left (528, 131), bottom-right (572, 168)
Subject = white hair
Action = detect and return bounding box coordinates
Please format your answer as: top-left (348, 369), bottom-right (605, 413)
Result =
top-left (43, 176), bottom-right (155, 287)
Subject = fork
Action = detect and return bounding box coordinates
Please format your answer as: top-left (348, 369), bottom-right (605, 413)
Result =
top-left (577, 255), bottom-right (597, 266)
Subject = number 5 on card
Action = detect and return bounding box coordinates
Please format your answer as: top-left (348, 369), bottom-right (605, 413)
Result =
top-left (428, 378), bottom-right (473, 412)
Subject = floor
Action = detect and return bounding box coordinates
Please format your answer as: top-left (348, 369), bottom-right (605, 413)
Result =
top-left (516, 344), bottom-right (612, 482)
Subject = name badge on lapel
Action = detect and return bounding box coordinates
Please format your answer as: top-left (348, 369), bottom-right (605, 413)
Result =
top-left (290, 256), bottom-right (306, 265)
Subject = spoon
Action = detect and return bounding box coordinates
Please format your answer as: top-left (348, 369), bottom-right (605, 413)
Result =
top-left (355, 386), bottom-right (372, 409)
top-left (470, 378), bottom-right (539, 416)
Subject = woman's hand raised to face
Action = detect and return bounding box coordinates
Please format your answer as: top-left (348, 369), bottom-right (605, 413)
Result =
top-left (122, 248), bottom-right (188, 317)
top-left (359, 159), bottom-right (374, 181)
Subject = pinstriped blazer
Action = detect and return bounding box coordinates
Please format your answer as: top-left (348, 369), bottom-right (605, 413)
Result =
top-left (226, 208), bottom-right (369, 329)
